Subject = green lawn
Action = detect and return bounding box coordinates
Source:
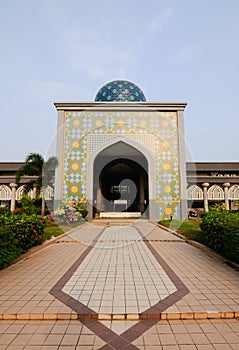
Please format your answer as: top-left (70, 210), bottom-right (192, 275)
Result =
top-left (159, 219), bottom-right (204, 243)
top-left (44, 221), bottom-right (83, 240)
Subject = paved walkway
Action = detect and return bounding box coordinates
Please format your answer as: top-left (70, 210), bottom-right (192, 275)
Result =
top-left (0, 219), bottom-right (239, 349)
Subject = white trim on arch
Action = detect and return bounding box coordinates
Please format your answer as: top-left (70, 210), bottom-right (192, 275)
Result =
top-left (16, 186), bottom-right (34, 200)
top-left (0, 185), bottom-right (11, 200)
top-left (229, 185), bottom-right (239, 200)
top-left (207, 185), bottom-right (224, 200)
top-left (187, 185), bottom-right (203, 200)
top-left (40, 185), bottom-right (54, 200)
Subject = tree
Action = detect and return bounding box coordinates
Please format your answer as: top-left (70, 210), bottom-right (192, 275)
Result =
top-left (16, 153), bottom-right (58, 216)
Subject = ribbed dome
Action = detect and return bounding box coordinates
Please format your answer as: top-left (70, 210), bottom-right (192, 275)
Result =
top-left (95, 80), bottom-right (146, 102)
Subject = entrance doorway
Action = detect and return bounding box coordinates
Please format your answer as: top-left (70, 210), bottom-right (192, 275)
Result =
top-left (92, 141), bottom-right (149, 217)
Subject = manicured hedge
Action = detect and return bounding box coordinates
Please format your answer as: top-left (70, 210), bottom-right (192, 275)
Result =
top-left (0, 211), bottom-right (47, 269)
top-left (0, 226), bottom-right (22, 269)
top-left (200, 210), bottom-right (239, 264)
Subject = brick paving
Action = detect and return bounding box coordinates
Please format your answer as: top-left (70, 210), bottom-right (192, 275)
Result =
top-left (0, 219), bottom-right (239, 349)
top-left (61, 225), bottom-right (177, 315)
top-left (0, 319), bottom-right (239, 349)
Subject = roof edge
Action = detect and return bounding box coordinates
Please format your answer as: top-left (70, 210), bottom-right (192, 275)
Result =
top-left (53, 101), bottom-right (188, 111)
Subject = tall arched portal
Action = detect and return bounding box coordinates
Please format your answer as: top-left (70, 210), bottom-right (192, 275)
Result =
top-left (93, 141), bottom-right (149, 218)
top-left (54, 82), bottom-right (188, 220)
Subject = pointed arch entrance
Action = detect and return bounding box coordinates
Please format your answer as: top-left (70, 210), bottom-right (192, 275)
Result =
top-left (98, 158), bottom-right (148, 215)
top-left (90, 140), bottom-right (151, 218)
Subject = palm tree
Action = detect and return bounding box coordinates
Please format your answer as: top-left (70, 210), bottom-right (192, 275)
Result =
top-left (16, 153), bottom-right (58, 215)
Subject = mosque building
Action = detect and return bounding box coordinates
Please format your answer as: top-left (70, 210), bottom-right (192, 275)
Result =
top-left (0, 80), bottom-right (239, 217)
top-left (54, 80), bottom-right (187, 220)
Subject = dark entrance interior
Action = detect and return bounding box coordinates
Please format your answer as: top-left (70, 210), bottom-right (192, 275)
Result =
top-left (100, 158), bottom-right (148, 212)
top-left (93, 142), bottom-right (149, 217)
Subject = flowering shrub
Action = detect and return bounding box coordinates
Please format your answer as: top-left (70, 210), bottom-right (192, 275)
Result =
top-left (53, 201), bottom-right (88, 224)
top-left (0, 226), bottom-right (22, 269)
top-left (0, 211), bottom-right (47, 252)
top-left (71, 200), bottom-right (88, 218)
top-left (0, 206), bottom-right (9, 215)
top-left (0, 201), bottom-right (88, 269)
top-left (53, 203), bottom-right (81, 224)
top-left (46, 213), bottom-right (57, 226)
top-left (16, 195), bottom-right (40, 215)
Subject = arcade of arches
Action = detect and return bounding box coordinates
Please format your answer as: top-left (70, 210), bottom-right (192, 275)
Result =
top-left (1, 163), bottom-right (239, 215)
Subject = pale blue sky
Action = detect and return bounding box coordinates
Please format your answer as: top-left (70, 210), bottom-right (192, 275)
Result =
top-left (0, 0), bottom-right (238, 162)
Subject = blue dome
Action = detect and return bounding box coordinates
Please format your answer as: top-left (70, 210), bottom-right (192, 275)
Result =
top-left (95, 80), bottom-right (146, 102)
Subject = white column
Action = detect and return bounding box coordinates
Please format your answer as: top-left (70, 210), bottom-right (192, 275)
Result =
top-left (33, 185), bottom-right (37, 199)
top-left (140, 174), bottom-right (145, 213)
top-left (54, 110), bottom-right (65, 209)
top-left (177, 110), bottom-right (188, 220)
top-left (96, 188), bottom-right (102, 213)
top-left (10, 183), bottom-right (17, 212)
top-left (202, 183), bottom-right (209, 212)
top-left (223, 182), bottom-right (230, 210)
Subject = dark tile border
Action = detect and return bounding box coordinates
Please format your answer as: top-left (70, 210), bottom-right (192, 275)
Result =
top-left (140, 239), bottom-right (189, 316)
top-left (50, 222), bottom-right (189, 349)
top-left (49, 229), bottom-right (104, 318)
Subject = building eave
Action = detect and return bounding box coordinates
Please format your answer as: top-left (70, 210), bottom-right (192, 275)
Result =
top-left (53, 101), bottom-right (188, 112)
top-left (187, 176), bottom-right (239, 184)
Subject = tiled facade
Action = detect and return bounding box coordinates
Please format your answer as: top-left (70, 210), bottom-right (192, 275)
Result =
top-left (63, 110), bottom-right (181, 218)
top-left (54, 103), bottom-right (187, 220)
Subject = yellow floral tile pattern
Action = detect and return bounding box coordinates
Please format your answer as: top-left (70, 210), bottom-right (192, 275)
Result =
top-left (63, 111), bottom-right (180, 218)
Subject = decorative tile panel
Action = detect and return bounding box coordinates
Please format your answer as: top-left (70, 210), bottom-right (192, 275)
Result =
top-left (87, 134), bottom-right (155, 155)
top-left (63, 111), bottom-right (180, 218)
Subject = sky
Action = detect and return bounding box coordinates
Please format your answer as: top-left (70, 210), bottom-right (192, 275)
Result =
top-left (0, 0), bottom-right (238, 162)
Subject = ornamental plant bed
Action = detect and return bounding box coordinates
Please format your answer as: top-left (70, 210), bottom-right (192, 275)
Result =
top-left (0, 209), bottom-right (47, 269)
top-left (0, 226), bottom-right (22, 269)
top-left (0, 207), bottom-right (85, 269)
